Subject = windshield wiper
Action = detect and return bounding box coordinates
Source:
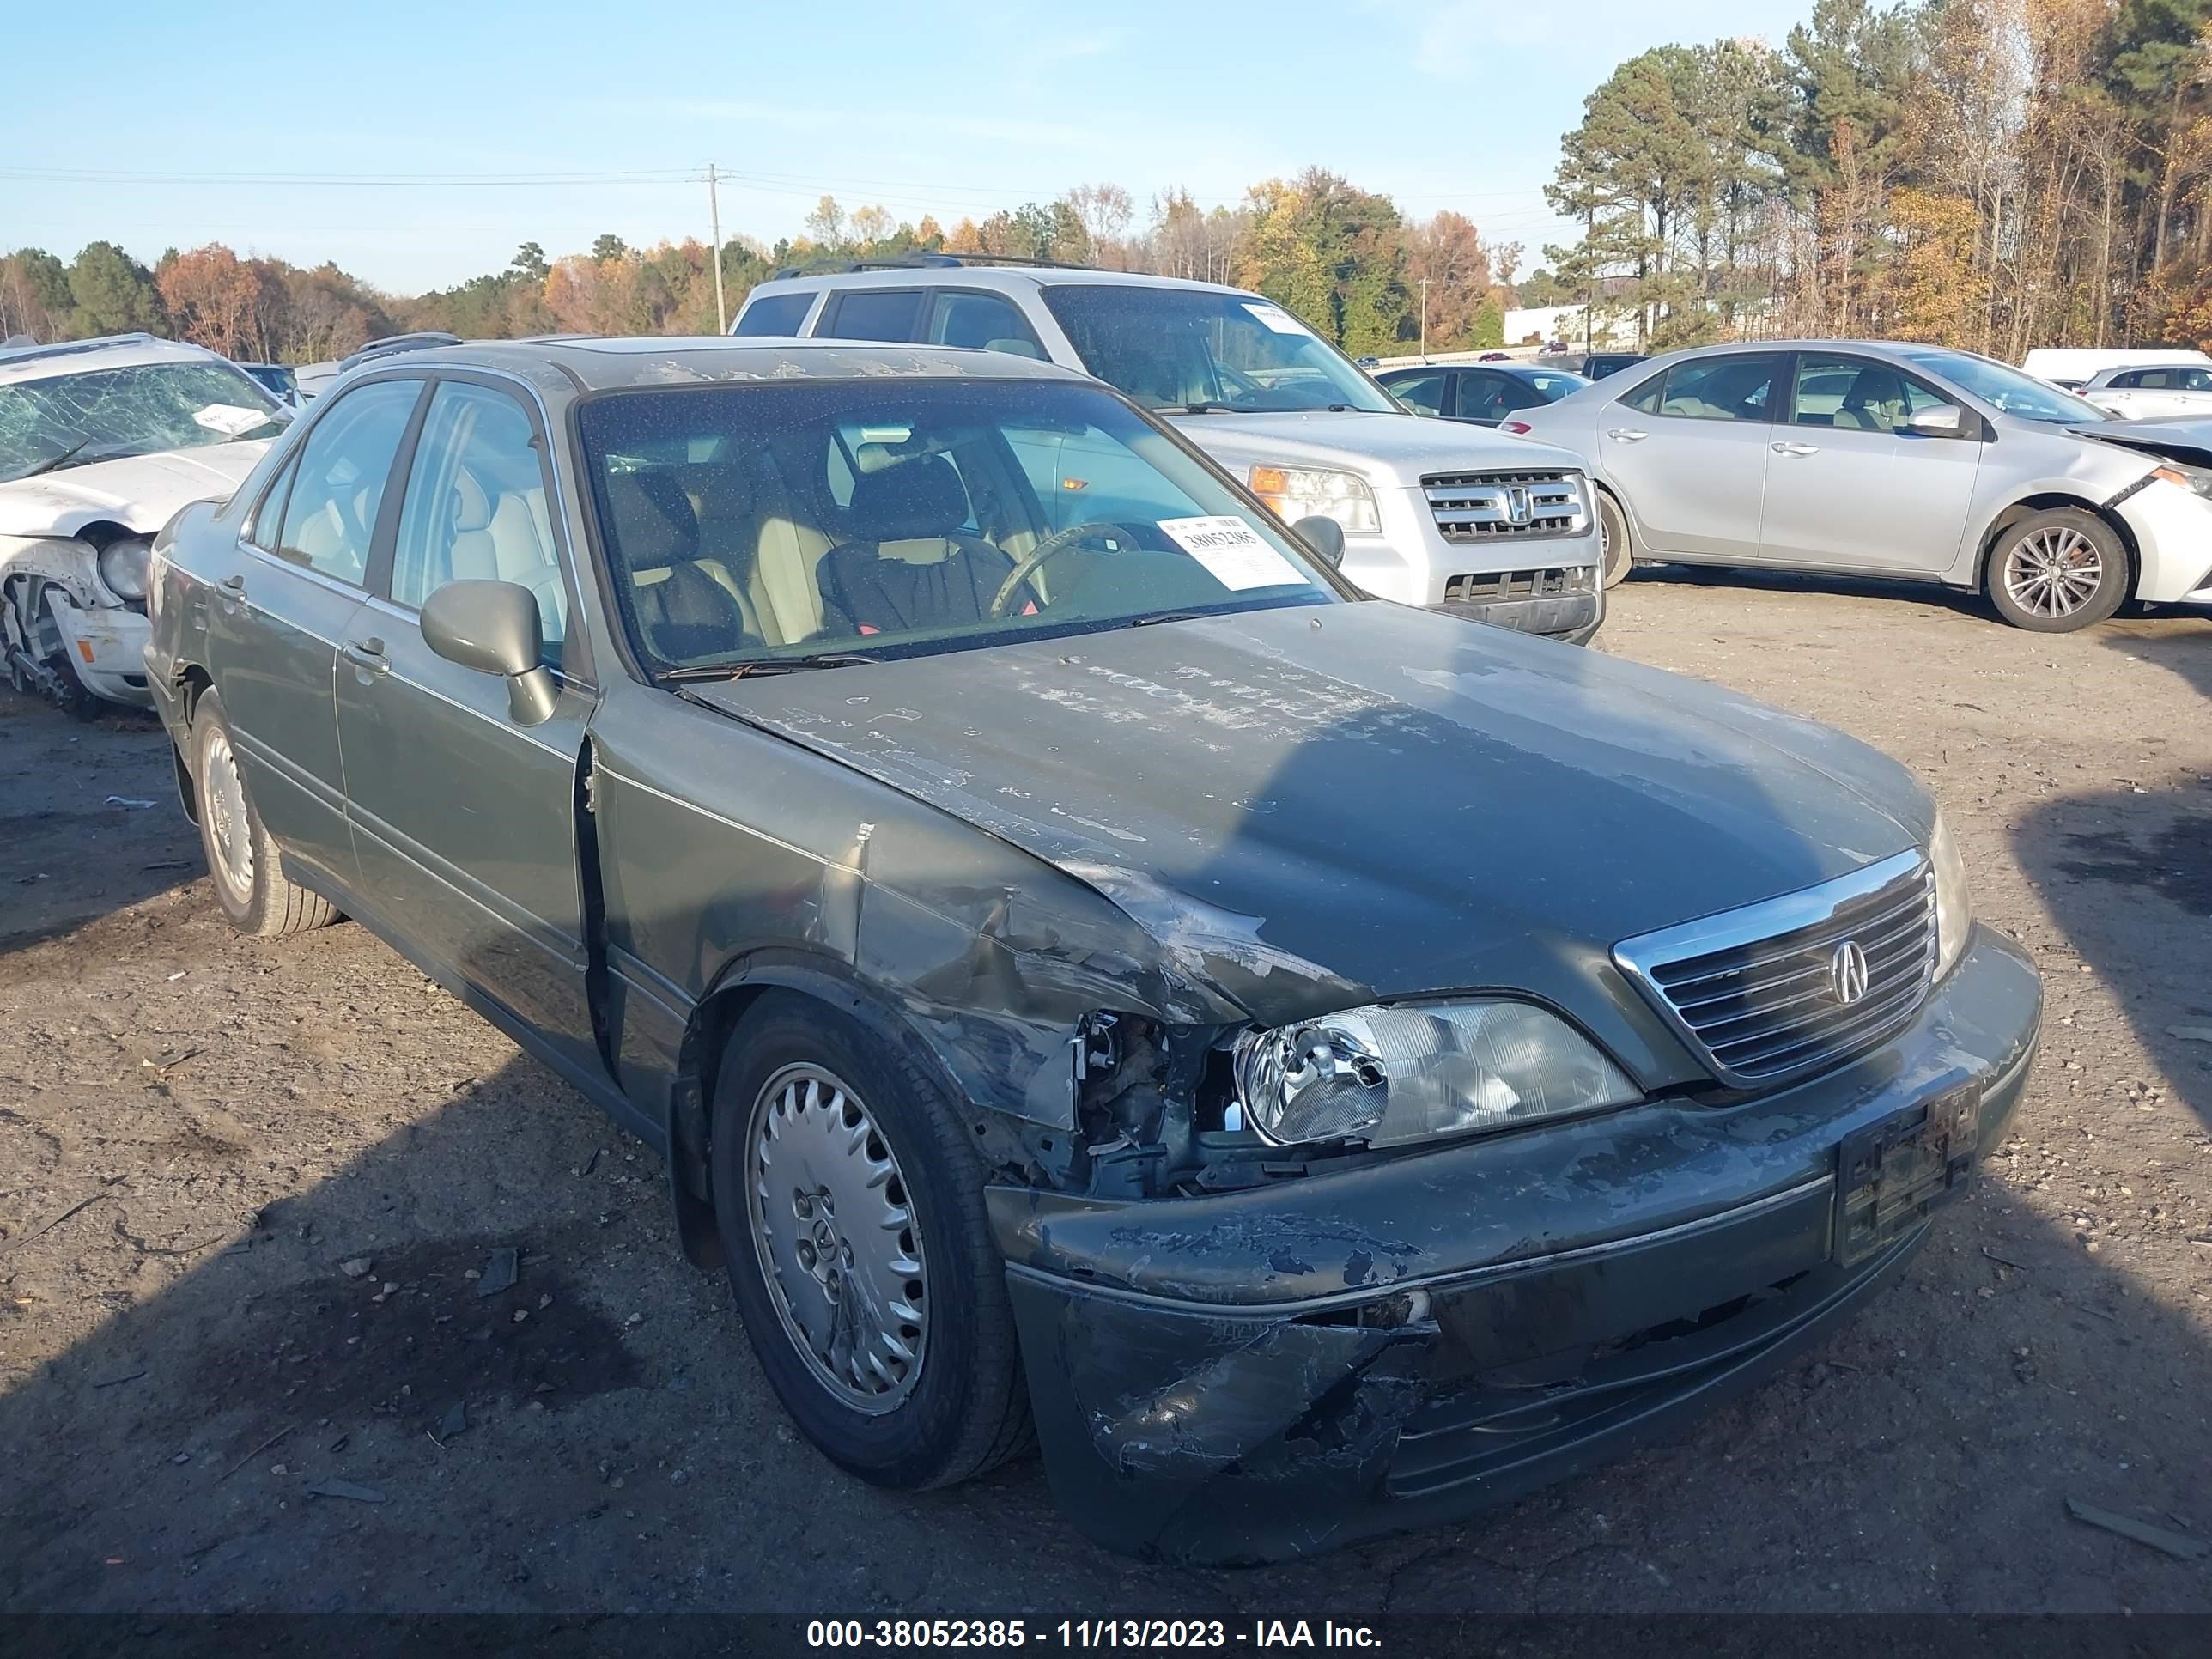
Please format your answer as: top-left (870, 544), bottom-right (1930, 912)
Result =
top-left (1128, 611), bottom-right (1203, 628)
top-left (7, 436), bottom-right (92, 481)
top-left (660, 652), bottom-right (876, 683)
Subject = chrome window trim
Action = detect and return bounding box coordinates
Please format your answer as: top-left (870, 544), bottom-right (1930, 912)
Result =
top-left (1613, 846), bottom-right (1932, 1089)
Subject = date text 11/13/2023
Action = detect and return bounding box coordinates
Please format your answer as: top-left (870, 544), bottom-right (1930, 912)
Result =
top-left (805, 1620), bottom-right (1384, 1649)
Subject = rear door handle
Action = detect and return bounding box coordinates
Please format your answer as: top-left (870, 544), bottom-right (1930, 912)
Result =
top-left (1607, 428), bottom-right (1649, 443)
top-left (342, 636), bottom-right (388, 675)
top-left (1771, 441), bottom-right (1820, 457)
top-left (219, 574), bottom-right (246, 594)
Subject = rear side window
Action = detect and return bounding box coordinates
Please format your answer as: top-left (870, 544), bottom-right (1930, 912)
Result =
top-left (1652, 355), bottom-right (1780, 422)
top-left (273, 379), bottom-right (422, 585)
top-left (733, 292), bottom-right (814, 337)
top-left (927, 291), bottom-right (1043, 357)
top-left (1619, 368), bottom-right (1667, 414)
top-left (821, 289), bottom-right (925, 343)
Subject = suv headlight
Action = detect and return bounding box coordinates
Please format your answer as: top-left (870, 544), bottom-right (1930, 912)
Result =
top-left (97, 536), bottom-right (153, 602)
top-left (1249, 465), bottom-right (1382, 535)
top-left (1930, 814), bottom-right (1973, 981)
top-left (1231, 1000), bottom-right (1639, 1148)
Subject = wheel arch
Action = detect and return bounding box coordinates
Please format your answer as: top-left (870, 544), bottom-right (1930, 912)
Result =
top-left (1978, 492), bottom-right (2140, 598)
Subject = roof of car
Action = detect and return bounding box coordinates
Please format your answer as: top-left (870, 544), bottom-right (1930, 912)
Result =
top-left (0, 332), bottom-right (231, 386)
top-left (380, 334), bottom-right (1094, 392)
top-left (744, 264), bottom-right (1267, 301)
top-left (1378, 362), bottom-right (1584, 382)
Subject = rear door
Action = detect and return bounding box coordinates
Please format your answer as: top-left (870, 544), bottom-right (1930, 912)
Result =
top-left (206, 375), bottom-right (425, 891)
top-left (1757, 351), bottom-right (1983, 574)
top-left (333, 376), bottom-right (601, 1073)
top-left (1598, 353), bottom-right (1782, 561)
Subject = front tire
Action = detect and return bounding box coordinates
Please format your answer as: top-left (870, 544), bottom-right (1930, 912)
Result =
top-left (189, 689), bottom-right (340, 938)
top-left (710, 992), bottom-right (1030, 1490)
top-left (1595, 489), bottom-right (1635, 588)
top-left (1986, 508), bottom-right (2130, 631)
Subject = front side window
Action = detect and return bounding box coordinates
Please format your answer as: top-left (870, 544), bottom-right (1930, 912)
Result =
top-left (820, 289), bottom-right (925, 343)
top-left (0, 357), bottom-right (288, 483)
top-left (2185, 368), bottom-right (2212, 391)
top-left (578, 379), bottom-right (1339, 677)
top-left (926, 291), bottom-right (1044, 358)
top-left (1654, 355), bottom-right (1781, 422)
top-left (1040, 283), bottom-right (1397, 414)
top-left (733, 291), bottom-right (814, 337)
top-left (1382, 371), bottom-right (1445, 415)
top-left (1791, 355), bottom-right (1955, 434)
top-left (389, 382), bottom-right (567, 659)
top-left (274, 379), bottom-right (421, 585)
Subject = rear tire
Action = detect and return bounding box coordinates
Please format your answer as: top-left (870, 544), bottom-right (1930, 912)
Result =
top-left (1595, 489), bottom-right (1635, 588)
top-left (189, 689), bottom-right (340, 938)
top-left (710, 992), bottom-right (1031, 1490)
top-left (1985, 507), bottom-right (2130, 632)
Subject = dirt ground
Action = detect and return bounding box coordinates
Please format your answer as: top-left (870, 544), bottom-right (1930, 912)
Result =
top-left (2, 568), bottom-right (2209, 1617)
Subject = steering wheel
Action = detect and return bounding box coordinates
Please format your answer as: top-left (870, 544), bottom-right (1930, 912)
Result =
top-left (988, 520), bottom-right (1132, 618)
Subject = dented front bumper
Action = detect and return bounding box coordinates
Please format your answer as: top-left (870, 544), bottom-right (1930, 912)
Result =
top-left (49, 591), bottom-right (153, 706)
top-left (992, 927), bottom-right (2040, 1563)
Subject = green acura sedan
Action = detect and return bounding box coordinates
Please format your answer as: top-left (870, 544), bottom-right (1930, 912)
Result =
top-left (144, 337), bottom-right (2040, 1563)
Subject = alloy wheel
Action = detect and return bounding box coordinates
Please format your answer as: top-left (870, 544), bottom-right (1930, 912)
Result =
top-left (745, 1063), bottom-right (928, 1414)
top-left (2002, 526), bottom-right (2104, 619)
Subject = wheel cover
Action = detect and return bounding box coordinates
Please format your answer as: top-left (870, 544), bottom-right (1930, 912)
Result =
top-left (2003, 526), bottom-right (2104, 618)
top-left (201, 730), bottom-right (256, 902)
top-left (744, 1062), bottom-right (928, 1414)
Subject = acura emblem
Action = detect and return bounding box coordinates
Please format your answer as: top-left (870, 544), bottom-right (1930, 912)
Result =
top-left (1830, 939), bottom-right (1870, 1006)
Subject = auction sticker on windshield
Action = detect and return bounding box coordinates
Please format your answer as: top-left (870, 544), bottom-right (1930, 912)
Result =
top-left (1158, 515), bottom-right (1305, 590)
top-left (1243, 303), bottom-right (1313, 336)
top-left (191, 404), bottom-right (270, 436)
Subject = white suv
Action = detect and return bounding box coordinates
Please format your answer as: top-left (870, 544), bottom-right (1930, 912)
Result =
top-left (732, 260), bottom-right (1604, 643)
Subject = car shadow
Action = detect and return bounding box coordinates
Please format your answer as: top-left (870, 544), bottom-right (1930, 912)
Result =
top-left (4, 623), bottom-right (2212, 1615)
top-left (1626, 561), bottom-right (2001, 622)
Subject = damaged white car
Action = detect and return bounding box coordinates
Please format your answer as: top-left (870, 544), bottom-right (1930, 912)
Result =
top-left (1, 333), bottom-right (288, 713)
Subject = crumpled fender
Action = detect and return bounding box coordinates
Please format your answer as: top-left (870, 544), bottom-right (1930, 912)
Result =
top-left (0, 534), bottom-right (101, 605)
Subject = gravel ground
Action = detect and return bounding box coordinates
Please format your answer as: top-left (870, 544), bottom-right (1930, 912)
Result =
top-left (2, 569), bottom-right (2209, 1616)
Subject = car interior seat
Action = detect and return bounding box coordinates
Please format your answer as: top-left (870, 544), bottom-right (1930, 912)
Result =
top-left (1835, 368), bottom-right (1910, 433)
top-left (814, 453), bottom-right (1032, 637)
top-left (447, 465), bottom-right (568, 644)
top-left (604, 469), bottom-right (759, 662)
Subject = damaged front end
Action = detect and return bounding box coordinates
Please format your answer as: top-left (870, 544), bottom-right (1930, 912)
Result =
top-left (0, 528), bottom-right (155, 711)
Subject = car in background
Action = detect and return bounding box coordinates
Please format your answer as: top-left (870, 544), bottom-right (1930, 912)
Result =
top-left (1476, 349), bottom-right (1511, 361)
top-left (145, 333), bottom-right (2039, 1564)
top-left (1505, 339), bottom-right (2212, 625)
top-left (732, 258), bottom-right (1604, 644)
top-left (2021, 345), bottom-right (2211, 386)
top-left (1378, 362), bottom-right (1590, 427)
top-left (1579, 351), bottom-right (1650, 380)
top-left (1, 332), bottom-right (288, 712)
top-left (235, 362), bottom-right (301, 405)
top-left (2075, 362), bottom-right (2212, 420)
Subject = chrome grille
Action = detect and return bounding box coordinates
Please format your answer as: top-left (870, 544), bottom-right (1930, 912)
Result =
top-left (1613, 848), bottom-right (1936, 1087)
top-left (1422, 469), bottom-right (1589, 541)
top-left (1442, 564), bottom-right (1596, 604)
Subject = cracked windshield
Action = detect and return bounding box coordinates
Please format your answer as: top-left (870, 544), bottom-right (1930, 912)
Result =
top-left (0, 359), bottom-right (286, 481)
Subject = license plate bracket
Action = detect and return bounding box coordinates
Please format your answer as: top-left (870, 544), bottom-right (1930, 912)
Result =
top-left (1834, 1082), bottom-right (1980, 1266)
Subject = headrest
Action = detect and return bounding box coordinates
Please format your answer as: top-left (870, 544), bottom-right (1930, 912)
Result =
top-left (847, 453), bottom-right (969, 542)
top-left (605, 470), bottom-right (699, 572)
top-left (451, 467), bottom-right (492, 534)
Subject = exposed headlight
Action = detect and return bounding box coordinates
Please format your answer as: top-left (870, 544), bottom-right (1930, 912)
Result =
top-left (97, 536), bottom-right (153, 601)
top-left (1249, 465), bottom-right (1382, 535)
top-left (1930, 814), bottom-right (1973, 981)
top-left (2149, 462), bottom-right (2212, 500)
top-left (1231, 1000), bottom-right (1639, 1148)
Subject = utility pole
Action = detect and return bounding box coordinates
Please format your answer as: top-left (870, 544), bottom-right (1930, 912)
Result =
top-left (1419, 275), bottom-right (1430, 359)
top-left (708, 163), bottom-right (727, 334)
top-left (1583, 186), bottom-right (1595, 354)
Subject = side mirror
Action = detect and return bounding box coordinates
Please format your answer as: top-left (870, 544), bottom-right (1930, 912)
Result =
top-left (421, 579), bottom-right (558, 726)
top-left (1906, 404), bottom-right (1965, 437)
top-left (1291, 514), bottom-right (1346, 569)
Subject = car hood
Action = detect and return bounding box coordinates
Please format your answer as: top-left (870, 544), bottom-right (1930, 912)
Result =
top-left (700, 603), bottom-right (1930, 1026)
top-left (1169, 408), bottom-right (1582, 483)
top-left (2071, 416), bottom-right (2212, 468)
top-left (0, 441), bottom-right (270, 538)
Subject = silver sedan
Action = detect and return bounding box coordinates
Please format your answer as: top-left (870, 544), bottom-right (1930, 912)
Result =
top-left (1508, 340), bottom-right (2212, 630)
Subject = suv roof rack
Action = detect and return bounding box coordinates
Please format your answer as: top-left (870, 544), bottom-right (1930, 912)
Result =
top-left (771, 252), bottom-right (1097, 281)
top-left (0, 331), bottom-right (162, 367)
top-left (339, 331), bottom-right (464, 372)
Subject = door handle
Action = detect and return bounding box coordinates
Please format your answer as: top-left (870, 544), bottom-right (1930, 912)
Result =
top-left (218, 574), bottom-right (246, 594)
top-left (1771, 441), bottom-right (1821, 457)
top-left (342, 636), bottom-right (388, 676)
top-left (1607, 428), bottom-right (1649, 443)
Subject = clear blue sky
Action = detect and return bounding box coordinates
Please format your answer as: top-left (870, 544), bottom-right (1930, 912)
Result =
top-left (3, 0), bottom-right (1808, 294)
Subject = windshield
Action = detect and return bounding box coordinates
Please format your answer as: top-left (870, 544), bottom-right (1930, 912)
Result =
top-left (0, 359), bottom-right (287, 482)
top-left (1039, 284), bottom-right (1398, 415)
top-left (578, 379), bottom-right (1340, 677)
top-left (1898, 348), bottom-right (2109, 424)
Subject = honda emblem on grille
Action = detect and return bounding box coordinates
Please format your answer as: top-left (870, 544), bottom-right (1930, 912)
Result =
top-left (1506, 485), bottom-right (1532, 524)
top-left (1829, 939), bottom-right (1870, 1006)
